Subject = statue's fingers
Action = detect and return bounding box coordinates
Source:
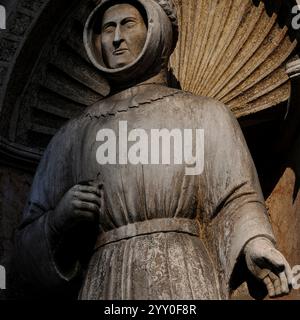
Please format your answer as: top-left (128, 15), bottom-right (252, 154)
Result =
top-left (256, 268), bottom-right (270, 280)
top-left (283, 261), bottom-right (293, 288)
top-left (266, 250), bottom-right (293, 288)
top-left (73, 200), bottom-right (100, 213)
top-left (76, 185), bottom-right (102, 197)
top-left (263, 276), bottom-right (276, 298)
top-left (279, 272), bottom-right (290, 294)
top-left (264, 249), bottom-right (286, 273)
top-left (74, 192), bottom-right (102, 207)
top-left (88, 180), bottom-right (104, 190)
top-left (269, 272), bottom-right (282, 296)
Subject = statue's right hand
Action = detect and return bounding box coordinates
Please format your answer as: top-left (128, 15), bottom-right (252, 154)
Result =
top-left (49, 182), bottom-right (103, 235)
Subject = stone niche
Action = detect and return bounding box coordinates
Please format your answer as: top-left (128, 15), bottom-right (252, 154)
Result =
top-left (0, 0), bottom-right (300, 299)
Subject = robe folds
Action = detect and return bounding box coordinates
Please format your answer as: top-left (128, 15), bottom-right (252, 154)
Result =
top-left (16, 84), bottom-right (275, 299)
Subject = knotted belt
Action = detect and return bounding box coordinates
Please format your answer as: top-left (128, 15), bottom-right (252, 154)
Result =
top-left (95, 218), bottom-right (200, 250)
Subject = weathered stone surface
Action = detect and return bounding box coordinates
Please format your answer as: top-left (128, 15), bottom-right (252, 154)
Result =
top-left (21, 0), bottom-right (46, 12)
top-left (0, 166), bottom-right (33, 300)
top-left (265, 60), bottom-right (300, 299)
top-left (0, 38), bottom-right (19, 62)
top-left (0, 0), bottom-right (300, 300)
top-left (9, 12), bottom-right (32, 37)
top-left (0, 66), bottom-right (7, 86)
top-left (266, 166), bottom-right (300, 300)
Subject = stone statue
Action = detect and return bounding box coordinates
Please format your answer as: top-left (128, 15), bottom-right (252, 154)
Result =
top-left (16, 0), bottom-right (293, 300)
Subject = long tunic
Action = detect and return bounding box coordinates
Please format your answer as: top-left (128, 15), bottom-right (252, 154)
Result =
top-left (16, 84), bottom-right (275, 300)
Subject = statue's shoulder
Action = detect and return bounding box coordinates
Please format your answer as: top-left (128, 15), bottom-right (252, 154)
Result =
top-left (172, 91), bottom-right (239, 130)
top-left (47, 116), bottom-right (86, 149)
top-left (175, 91), bottom-right (231, 114)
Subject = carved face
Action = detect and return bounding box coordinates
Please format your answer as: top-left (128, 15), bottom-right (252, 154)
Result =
top-left (101, 3), bottom-right (147, 69)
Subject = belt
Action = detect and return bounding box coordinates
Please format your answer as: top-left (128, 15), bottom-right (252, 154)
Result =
top-left (95, 218), bottom-right (200, 249)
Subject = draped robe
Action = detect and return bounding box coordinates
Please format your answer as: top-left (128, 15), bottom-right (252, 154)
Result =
top-left (16, 84), bottom-right (275, 299)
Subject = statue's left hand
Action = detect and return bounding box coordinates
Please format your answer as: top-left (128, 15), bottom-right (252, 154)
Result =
top-left (244, 237), bottom-right (293, 298)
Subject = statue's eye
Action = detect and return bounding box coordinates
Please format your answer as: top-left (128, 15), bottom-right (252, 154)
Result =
top-left (124, 20), bottom-right (136, 28)
top-left (103, 25), bottom-right (115, 34)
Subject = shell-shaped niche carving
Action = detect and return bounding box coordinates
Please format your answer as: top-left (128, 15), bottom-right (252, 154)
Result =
top-left (170, 0), bottom-right (297, 117)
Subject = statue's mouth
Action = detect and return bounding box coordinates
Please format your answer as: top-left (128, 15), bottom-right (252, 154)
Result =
top-left (113, 48), bottom-right (128, 55)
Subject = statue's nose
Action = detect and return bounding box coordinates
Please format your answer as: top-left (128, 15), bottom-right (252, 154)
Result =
top-left (113, 25), bottom-right (123, 48)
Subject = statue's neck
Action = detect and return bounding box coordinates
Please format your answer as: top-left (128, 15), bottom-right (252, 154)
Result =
top-left (110, 69), bottom-right (168, 94)
top-left (137, 71), bottom-right (168, 87)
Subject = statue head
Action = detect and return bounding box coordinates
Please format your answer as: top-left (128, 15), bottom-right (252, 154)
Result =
top-left (84, 0), bottom-right (178, 89)
top-left (101, 3), bottom-right (147, 69)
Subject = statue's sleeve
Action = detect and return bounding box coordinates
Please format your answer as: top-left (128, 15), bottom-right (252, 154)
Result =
top-left (15, 120), bottom-right (82, 290)
top-left (198, 100), bottom-right (276, 292)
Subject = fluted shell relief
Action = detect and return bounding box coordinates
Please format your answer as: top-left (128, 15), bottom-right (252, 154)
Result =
top-left (170, 0), bottom-right (297, 117)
